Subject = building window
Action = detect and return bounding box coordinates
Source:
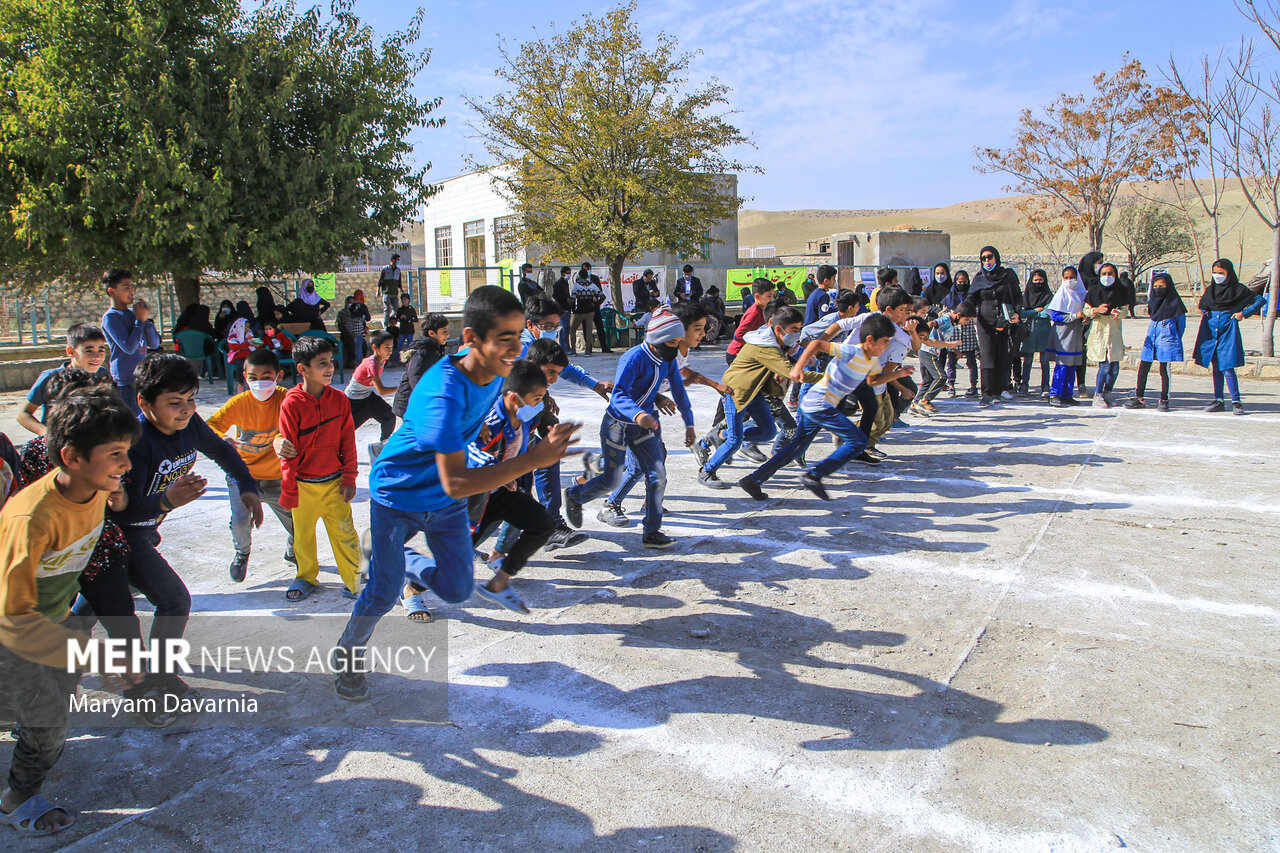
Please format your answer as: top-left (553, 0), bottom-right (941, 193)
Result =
top-left (493, 215), bottom-right (519, 264)
top-left (434, 226), bottom-right (453, 267)
top-left (681, 231), bottom-right (712, 262)
top-left (463, 219), bottom-right (484, 238)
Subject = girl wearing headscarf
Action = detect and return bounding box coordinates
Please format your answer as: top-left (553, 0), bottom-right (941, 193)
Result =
top-left (943, 270), bottom-right (977, 395)
top-left (903, 267), bottom-right (924, 297)
top-left (285, 278), bottom-right (332, 331)
top-left (1018, 269), bottom-right (1054, 397)
top-left (1077, 251), bottom-right (1104, 389)
top-left (923, 263), bottom-right (952, 306)
top-left (1125, 273), bottom-right (1187, 411)
top-left (969, 246), bottom-right (1022, 406)
top-left (1194, 258), bottom-right (1266, 413)
top-left (212, 299), bottom-right (237, 339)
top-left (1046, 266), bottom-right (1088, 406)
top-left (234, 300), bottom-right (261, 336)
top-left (1084, 261), bottom-right (1128, 407)
top-left (255, 286), bottom-right (279, 328)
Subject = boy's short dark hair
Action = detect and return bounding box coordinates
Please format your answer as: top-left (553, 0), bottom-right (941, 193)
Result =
top-left (763, 298), bottom-right (785, 319)
top-left (817, 264), bottom-right (837, 283)
top-left (46, 367), bottom-right (114, 403)
top-left (912, 296), bottom-right (930, 312)
top-left (520, 263), bottom-right (533, 273)
top-left (876, 267), bottom-right (899, 287)
top-left (526, 298), bottom-right (562, 324)
top-left (643, 268), bottom-right (654, 276)
top-left (752, 278), bottom-right (776, 296)
top-left (876, 287), bottom-right (912, 311)
top-left (671, 300), bottom-right (707, 327)
top-left (102, 268), bottom-right (132, 290)
top-left (47, 387), bottom-right (139, 470)
top-left (423, 312), bottom-right (449, 333)
top-left (642, 297), bottom-right (661, 311)
top-left (401, 292), bottom-right (412, 301)
top-left (503, 359), bottom-right (548, 396)
top-left (836, 290), bottom-right (861, 311)
top-left (463, 286), bottom-right (523, 340)
top-left (66, 323), bottom-right (107, 349)
top-left (560, 266), bottom-right (572, 275)
top-left (740, 287), bottom-right (750, 296)
top-left (246, 348), bottom-right (281, 371)
top-left (292, 335), bottom-right (335, 367)
top-left (770, 305), bottom-right (805, 327)
top-left (371, 330), bottom-right (394, 348)
top-left (708, 285), bottom-right (718, 294)
top-left (859, 313), bottom-right (896, 342)
top-left (135, 353), bottom-right (198, 402)
top-left (952, 301), bottom-right (977, 319)
top-left (526, 337), bottom-right (569, 368)
top-left (682, 264), bottom-right (694, 273)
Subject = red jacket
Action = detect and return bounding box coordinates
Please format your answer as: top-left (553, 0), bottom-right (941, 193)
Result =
top-left (727, 302), bottom-right (765, 356)
top-left (278, 384), bottom-right (357, 509)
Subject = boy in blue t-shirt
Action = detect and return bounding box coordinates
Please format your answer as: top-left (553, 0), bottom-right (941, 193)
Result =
top-left (333, 287), bottom-right (580, 701)
top-left (16, 323), bottom-right (110, 436)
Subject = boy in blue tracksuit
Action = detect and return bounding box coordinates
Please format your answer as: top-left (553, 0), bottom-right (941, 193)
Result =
top-left (518, 298), bottom-right (611, 549)
top-left (99, 268), bottom-right (160, 414)
top-left (564, 311), bottom-right (693, 549)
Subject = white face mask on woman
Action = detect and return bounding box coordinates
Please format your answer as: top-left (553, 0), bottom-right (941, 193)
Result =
top-left (1212, 273), bottom-right (1228, 284)
top-left (1100, 274), bottom-right (1116, 287)
top-left (935, 272), bottom-right (948, 283)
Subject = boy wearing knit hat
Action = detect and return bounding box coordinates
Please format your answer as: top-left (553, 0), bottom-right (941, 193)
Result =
top-left (563, 311), bottom-right (693, 548)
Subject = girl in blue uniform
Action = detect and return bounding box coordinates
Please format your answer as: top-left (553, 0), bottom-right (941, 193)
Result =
top-left (1125, 273), bottom-right (1186, 411)
top-left (1193, 259), bottom-right (1266, 414)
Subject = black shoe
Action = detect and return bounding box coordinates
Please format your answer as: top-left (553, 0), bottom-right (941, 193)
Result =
top-left (1040, 388), bottom-right (1051, 400)
top-left (1049, 396), bottom-right (1066, 408)
top-left (739, 477), bottom-right (768, 501)
top-left (740, 443), bottom-right (767, 463)
top-left (545, 524), bottom-right (588, 550)
top-left (799, 473), bottom-right (830, 500)
top-left (851, 451), bottom-right (880, 466)
top-left (564, 489), bottom-right (583, 528)
top-left (698, 469), bottom-right (732, 490)
top-left (1061, 397), bottom-right (1081, 406)
top-left (964, 388), bottom-right (979, 398)
top-left (1233, 402), bottom-right (1245, 416)
top-left (977, 395), bottom-right (993, 408)
top-left (1158, 399), bottom-right (1170, 412)
top-left (1124, 398), bottom-right (1146, 409)
top-left (334, 672), bottom-right (370, 702)
top-left (642, 530), bottom-right (676, 548)
top-left (596, 502), bottom-right (631, 527)
top-left (228, 551), bottom-right (249, 583)
top-left (866, 447), bottom-right (887, 459)
top-left (1204, 400), bottom-right (1225, 412)
top-left (284, 551), bottom-right (297, 565)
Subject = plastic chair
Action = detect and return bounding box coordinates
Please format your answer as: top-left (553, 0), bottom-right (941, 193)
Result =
top-left (601, 308), bottom-right (627, 348)
top-left (215, 338), bottom-right (239, 395)
top-left (174, 330), bottom-right (217, 381)
top-left (298, 330), bottom-right (345, 384)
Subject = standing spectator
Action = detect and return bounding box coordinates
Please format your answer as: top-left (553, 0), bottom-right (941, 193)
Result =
top-left (801, 272), bottom-right (818, 300)
top-left (100, 268), bottom-right (159, 414)
top-left (393, 292), bottom-right (419, 366)
top-left (345, 290), bottom-right (372, 364)
top-left (378, 253), bottom-right (403, 325)
top-left (552, 265), bottom-right (574, 352)
top-left (1119, 270), bottom-right (1138, 318)
top-left (804, 264), bottom-right (839, 326)
top-left (633, 268), bottom-right (661, 311)
top-left (672, 264), bottom-right (703, 302)
top-left (516, 263), bottom-right (542, 306)
top-left (571, 264), bottom-right (607, 355)
top-left (969, 246), bottom-right (1022, 407)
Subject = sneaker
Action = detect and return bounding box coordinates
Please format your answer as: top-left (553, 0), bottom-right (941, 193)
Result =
top-left (545, 524), bottom-right (588, 550)
top-left (228, 551), bottom-right (249, 583)
top-left (799, 472), bottom-right (830, 500)
top-left (284, 551), bottom-right (297, 565)
top-left (581, 451), bottom-right (605, 477)
top-left (866, 446), bottom-right (887, 459)
top-left (1233, 402), bottom-right (1245, 416)
top-left (334, 672), bottom-right (370, 702)
top-left (596, 502), bottom-right (631, 527)
top-left (740, 443), bottom-right (767, 463)
top-left (367, 440), bottom-right (386, 463)
top-left (1040, 389), bottom-right (1051, 400)
top-left (1204, 400), bottom-right (1225, 413)
top-left (1049, 396), bottom-right (1066, 408)
top-left (920, 401), bottom-right (939, 415)
top-left (1000, 390), bottom-right (1015, 401)
top-left (642, 530), bottom-right (676, 549)
top-left (964, 388), bottom-right (979, 398)
top-left (1062, 396), bottom-right (1082, 406)
top-left (692, 440), bottom-right (711, 468)
top-left (851, 451), bottom-right (880, 466)
top-left (564, 489), bottom-right (583, 528)
top-left (1158, 399), bottom-right (1170, 412)
top-left (698, 469), bottom-right (732, 490)
top-left (1124, 397), bottom-right (1147, 409)
top-left (1015, 384), bottom-right (1029, 397)
top-left (1092, 396), bottom-right (1110, 409)
top-left (738, 477), bottom-right (768, 501)
top-left (978, 396), bottom-right (993, 408)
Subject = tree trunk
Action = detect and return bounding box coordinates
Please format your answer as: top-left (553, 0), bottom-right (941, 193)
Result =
top-left (606, 256), bottom-right (626, 313)
top-left (1090, 222), bottom-right (1104, 253)
top-left (173, 274), bottom-right (200, 310)
top-left (1263, 224), bottom-right (1279, 358)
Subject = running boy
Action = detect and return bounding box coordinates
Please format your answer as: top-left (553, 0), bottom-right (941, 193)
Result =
top-left (17, 323), bottom-right (110, 436)
top-left (100, 268), bottom-right (159, 413)
top-left (393, 312), bottom-right (450, 418)
top-left (0, 386), bottom-right (140, 839)
top-left (909, 301), bottom-right (975, 417)
top-left (332, 287), bottom-right (579, 701)
top-left (206, 348), bottom-right (295, 582)
top-left (346, 329), bottom-right (398, 460)
top-left (278, 336), bottom-right (362, 602)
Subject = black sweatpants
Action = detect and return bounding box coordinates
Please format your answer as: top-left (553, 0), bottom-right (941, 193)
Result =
top-left (349, 394), bottom-right (396, 441)
top-left (473, 489), bottom-right (555, 577)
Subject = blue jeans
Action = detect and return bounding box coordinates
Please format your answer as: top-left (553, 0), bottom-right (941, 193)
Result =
top-left (338, 499), bottom-right (473, 650)
top-left (1211, 363), bottom-right (1241, 402)
top-left (568, 413), bottom-right (667, 533)
top-left (745, 407), bottom-right (867, 484)
top-left (560, 311), bottom-right (573, 352)
top-left (608, 425), bottom-right (669, 504)
top-left (706, 394), bottom-right (776, 474)
top-left (352, 335), bottom-right (369, 364)
top-left (1094, 360), bottom-right (1119, 396)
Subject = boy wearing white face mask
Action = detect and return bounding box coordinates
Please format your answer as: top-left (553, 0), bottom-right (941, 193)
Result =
top-left (206, 348), bottom-right (295, 582)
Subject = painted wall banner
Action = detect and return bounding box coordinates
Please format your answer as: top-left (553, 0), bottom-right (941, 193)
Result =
top-left (311, 273), bottom-right (337, 300)
top-left (860, 270), bottom-right (876, 288)
top-left (439, 269), bottom-right (452, 297)
top-left (919, 267), bottom-right (932, 286)
top-left (726, 267), bottom-right (809, 293)
top-left (607, 267), bottom-right (668, 311)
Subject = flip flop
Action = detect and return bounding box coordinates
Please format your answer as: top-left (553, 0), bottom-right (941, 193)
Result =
top-left (476, 584), bottom-right (530, 614)
top-left (285, 578), bottom-right (318, 602)
top-left (2, 794), bottom-right (74, 837)
top-left (401, 593), bottom-right (433, 623)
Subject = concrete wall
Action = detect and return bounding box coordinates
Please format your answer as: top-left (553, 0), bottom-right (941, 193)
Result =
top-left (829, 230), bottom-right (951, 269)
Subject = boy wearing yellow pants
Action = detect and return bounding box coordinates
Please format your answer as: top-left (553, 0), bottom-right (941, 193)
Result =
top-left (278, 336), bottom-right (361, 601)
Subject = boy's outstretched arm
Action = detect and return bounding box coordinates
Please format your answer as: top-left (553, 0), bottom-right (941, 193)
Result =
top-left (437, 422), bottom-right (582, 499)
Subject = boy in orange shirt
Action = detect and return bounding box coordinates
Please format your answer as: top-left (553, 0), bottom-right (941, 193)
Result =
top-left (206, 349), bottom-right (295, 582)
top-left (278, 337), bottom-right (361, 602)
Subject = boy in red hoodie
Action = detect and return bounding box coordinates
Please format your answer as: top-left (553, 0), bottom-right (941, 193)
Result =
top-left (278, 336), bottom-right (360, 601)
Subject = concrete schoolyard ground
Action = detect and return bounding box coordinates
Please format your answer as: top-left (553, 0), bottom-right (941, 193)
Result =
top-left (1, 344), bottom-right (1277, 852)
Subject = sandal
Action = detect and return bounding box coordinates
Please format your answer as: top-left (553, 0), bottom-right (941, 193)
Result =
top-left (401, 593), bottom-right (433, 623)
top-left (476, 584), bottom-right (530, 614)
top-left (2, 794), bottom-right (74, 837)
top-left (285, 578), bottom-right (318, 602)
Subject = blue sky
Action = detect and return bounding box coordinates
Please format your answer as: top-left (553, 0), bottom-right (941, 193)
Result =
top-left (346, 0), bottom-right (1261, 209)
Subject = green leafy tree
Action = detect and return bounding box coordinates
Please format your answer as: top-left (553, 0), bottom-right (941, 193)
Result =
top-left (466, 2), bottom-right (755, 307)
top-left (0, 0), bottom-right (440, 306)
